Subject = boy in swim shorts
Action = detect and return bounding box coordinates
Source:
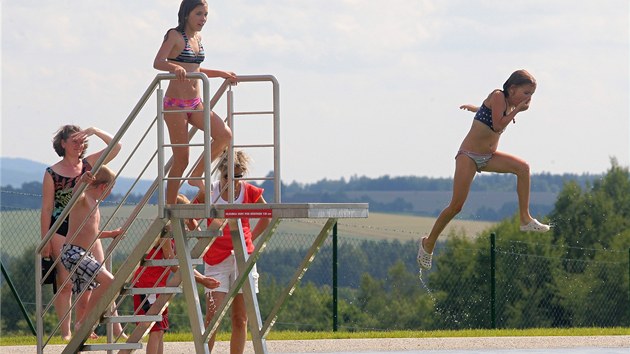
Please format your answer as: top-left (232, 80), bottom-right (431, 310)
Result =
top-left (60, 165), bottom-right (123, 337)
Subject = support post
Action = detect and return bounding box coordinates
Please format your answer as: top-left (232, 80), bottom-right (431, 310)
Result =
top-left (230, 219), bottom-right (267, 354)
top-left (332, 222), bottom-right (338, 332)
top-left (4, 260), bottom-right (36, 336)
top-left (490, 232), bottom-right (496, 329)
top-left (171, 218), bottom-right (209, 354)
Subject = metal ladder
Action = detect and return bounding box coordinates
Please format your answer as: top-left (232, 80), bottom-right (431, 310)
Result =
top-left (35, 73), bottom-right (368, 354)
top-left (35, 73), bottom-right (278, 353)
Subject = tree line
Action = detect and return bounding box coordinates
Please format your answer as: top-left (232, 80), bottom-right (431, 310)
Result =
top-left (2, 162), bottom-right (628, 334)
top-left (264, 162), bottom-right (629, 330)
top-left (1, 172), bottom-right (601, 214)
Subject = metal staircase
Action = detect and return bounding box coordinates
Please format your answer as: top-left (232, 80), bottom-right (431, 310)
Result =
top-left (35, 73), bottom-right (368, 354)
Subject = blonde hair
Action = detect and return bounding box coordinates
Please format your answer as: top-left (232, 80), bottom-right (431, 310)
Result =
top-left (91, 165), bottom-right (115, 187)
top-left (217, 150), bottom-right (250, 176)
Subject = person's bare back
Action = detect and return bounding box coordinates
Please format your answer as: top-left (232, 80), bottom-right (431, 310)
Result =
top-left (66, 166), bottom-right (122, 250)
top-left (60, 165), bottom-right (123, 338)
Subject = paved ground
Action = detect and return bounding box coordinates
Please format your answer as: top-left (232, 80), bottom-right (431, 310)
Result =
top-left (9, 336), bottom-right (630, 353)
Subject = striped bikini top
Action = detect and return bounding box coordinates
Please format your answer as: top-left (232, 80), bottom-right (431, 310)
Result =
top-left (168, 30), bottom-right (205, 64)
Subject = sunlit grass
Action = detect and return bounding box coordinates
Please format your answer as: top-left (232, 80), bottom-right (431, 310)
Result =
top-left (4, 328), bottom-right (628, 346)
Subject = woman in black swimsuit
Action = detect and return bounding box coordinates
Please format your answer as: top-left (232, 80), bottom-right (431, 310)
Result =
top-left (40, 124), bottom-right (121, 340)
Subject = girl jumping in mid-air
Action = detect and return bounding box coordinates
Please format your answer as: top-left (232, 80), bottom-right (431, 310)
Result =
top-left (153, 0), bottom-right (235, 204)
top-left (418, 69), bottom-right (550, 270)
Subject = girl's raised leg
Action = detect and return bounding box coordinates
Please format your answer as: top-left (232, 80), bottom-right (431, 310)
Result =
top-left (188, 106), bottom-right (232, 191)
top-left (164, 112), bottom-right (191, 204)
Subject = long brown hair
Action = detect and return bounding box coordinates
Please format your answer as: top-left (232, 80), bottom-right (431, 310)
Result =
top-left (176, 0), bottom-right (207, 32)
top-left (502, 70), bottom-right (536, 97)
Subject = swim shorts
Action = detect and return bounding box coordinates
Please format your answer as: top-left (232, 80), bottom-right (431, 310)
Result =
top-left (60, 244), bottom-right (102, 294)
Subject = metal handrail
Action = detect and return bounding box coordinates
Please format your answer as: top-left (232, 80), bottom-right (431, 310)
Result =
top-left (35, 72), bottom-right (281, 353)
top-left (225, 75), bottom-right (281, 203)
top-left (35, 72), bottom-right (210, 352)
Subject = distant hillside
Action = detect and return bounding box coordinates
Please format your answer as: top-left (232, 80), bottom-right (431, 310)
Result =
top-left (1, 157), bottom-right (603, 221)
top-left (258, 171), bottom-right (602, 220)
top-left (0, 157), bottom-right (48, 187)
top-left (0, 157), bottom-right (188, 195)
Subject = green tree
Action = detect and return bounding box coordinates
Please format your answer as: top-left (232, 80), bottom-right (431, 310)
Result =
top-left (550, 160), bottom-right (630, 267)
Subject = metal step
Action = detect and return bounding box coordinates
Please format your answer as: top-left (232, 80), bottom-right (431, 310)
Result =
top-left (81, 343), bottom-right (143, 351)
top-left (186, 229), bottom-right (224, 238)
top-left (102, 315), bottom-right (163, 323)
top-left (123, 287), bottom-right (182, 295)
top-left (160, 229), bottom-right (223, 238)
top-left (142, 258), bottom-right (203, 266)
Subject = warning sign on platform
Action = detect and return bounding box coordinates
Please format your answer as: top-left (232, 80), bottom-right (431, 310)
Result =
top-left (224, 209), bottom-right (273, 218)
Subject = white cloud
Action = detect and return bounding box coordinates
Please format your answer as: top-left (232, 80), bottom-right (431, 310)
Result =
top-left (1, 0), bottom-right (628, 184)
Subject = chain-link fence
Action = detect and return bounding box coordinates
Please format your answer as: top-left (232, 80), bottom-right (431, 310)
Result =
top-left (1, 190), bottom-right (629, 336)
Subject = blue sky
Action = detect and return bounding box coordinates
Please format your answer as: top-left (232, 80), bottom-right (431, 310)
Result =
top-left (2, 1), bottom-right (628, 184)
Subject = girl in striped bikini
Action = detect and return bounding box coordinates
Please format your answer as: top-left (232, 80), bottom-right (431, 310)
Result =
top-left (154, 0), bottom-right (236, 204)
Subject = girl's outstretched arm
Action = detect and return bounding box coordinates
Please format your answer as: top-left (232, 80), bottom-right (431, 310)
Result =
top-left (459, 104), bottom-right (479, 112)
top-left (199, 68), bottom-right (237, 82)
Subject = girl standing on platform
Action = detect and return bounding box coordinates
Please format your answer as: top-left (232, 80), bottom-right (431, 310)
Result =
top-left (195, 150), bottom-right (270, 354)
top-left (417, 69), bottom-right (550, 271)
top-left (153, 0), bottom-right (236, 203)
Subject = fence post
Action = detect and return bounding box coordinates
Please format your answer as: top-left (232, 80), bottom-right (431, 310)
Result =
top-left (490, 232), bottom-right (496, 329)
top-left (628, 248), bottom-right (629, 326)
top-left (332, 222), bottom-right (338, 331)
top-left (1, 260), bottom-right (36, 336)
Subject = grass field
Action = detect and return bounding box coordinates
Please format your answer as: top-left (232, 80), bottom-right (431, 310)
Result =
top-left (274, 212), bottom-right (496, 243)
top-left (2, 328), bottom-right (628, 346)
top-left (1, 207), bottom-right (495, 256)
